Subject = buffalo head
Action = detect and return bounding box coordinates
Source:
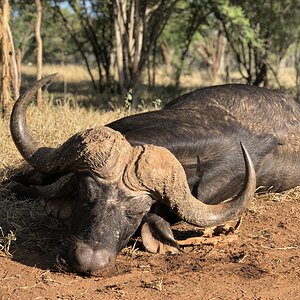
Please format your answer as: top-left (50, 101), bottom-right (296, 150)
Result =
top-left (9, 74), bottom-right (256, 273)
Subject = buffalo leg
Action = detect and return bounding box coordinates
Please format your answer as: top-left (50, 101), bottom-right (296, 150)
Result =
top-left (140, 213), bottom-right (180, 254)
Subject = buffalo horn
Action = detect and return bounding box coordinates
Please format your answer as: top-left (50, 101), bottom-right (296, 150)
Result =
top-left (10, 74), bottom-right (58, 171)
top-left (10, 74), bottom-right (133, 175)
top-left (125, 143), bottom-right (256, 227)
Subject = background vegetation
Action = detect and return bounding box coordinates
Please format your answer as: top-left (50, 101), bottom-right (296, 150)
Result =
top-left (0, 0), bottom-right (299, 114)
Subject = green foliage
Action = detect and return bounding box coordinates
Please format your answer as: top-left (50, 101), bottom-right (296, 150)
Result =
top-left (10, 3), bottom-right (35, 60)
top-left (216, 0), bottom-right (300, 84)
top-left (239, 0), bottom-right (299, 57)
top-left (8, 0), bottom-right (300, 94)
top-left (152, 98), bottom-right (162, 109)
top-left (10, 2), bottom-right (78, 63)
top-left (161, 2), bottom-right (190, 52)
top-left (218, 0), bottom-right (257, 44)
top-left (160, 0), bottom-right (213, 85)
top-left (124, 89), bottom-right (133, 111)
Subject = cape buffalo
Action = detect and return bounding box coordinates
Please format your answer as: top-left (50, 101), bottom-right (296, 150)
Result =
top-left (7, 74), bottom-right (300, 273)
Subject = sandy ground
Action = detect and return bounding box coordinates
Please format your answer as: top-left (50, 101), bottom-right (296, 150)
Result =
top-left (0, 188), bottom-right (299, 300)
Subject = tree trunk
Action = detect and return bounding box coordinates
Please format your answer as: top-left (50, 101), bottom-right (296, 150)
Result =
top-left (17, 48), bottom-right (22, 93)
top-left (114, 0), bottom-right (177, 102)
top-left (35, 0), bottom-right (43, 106)
top-left (114, 0), bottom-right (126, 95)
top-left (160, 41), bottom-right (171, 74)
top-left (253, 49), bottom-right (268, 87)
top-left (218, 36), bottom-right (227, 77)
top-left (7, 23), bottom-right (19, 99)
top-left (52, 2), bottom-right (99, 92)
top-left (295, 37), bottom-right (300, 102)
top-left (1, 0), bottom-right (11, 117)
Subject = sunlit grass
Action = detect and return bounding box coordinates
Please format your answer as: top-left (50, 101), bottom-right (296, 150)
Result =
top-left (22, 64), bottom-right (297, 90)
top-left (22, 64), bottom-right (91, 83)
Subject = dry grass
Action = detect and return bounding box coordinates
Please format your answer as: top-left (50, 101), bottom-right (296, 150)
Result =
top-left (22, 64), bottom-right (297, 90)
top-left (22, 64), bottom-right (91, 83)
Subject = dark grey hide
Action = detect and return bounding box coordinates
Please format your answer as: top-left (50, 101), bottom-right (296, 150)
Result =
top-left (109, 84), bottom-right (300, 200)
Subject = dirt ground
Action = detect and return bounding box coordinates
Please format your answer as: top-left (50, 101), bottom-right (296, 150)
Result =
top-left (0, 188), bottom-right (299, 300)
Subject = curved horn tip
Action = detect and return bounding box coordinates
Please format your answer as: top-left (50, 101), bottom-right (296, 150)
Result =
top-left (9, 72), bottom-right (60, 170)
top-left (239, 142), bottom-right (255, 173)
top-left (240, 142), bottom-right (246, 152)
top-left (42, 73), bottom-right (59, 83)
top-left (239, 142), bottom-right (249, 155)
top-left (168, 142), bottom-right (256, 227)
top-left (34, 73), bottom-right (59, 86)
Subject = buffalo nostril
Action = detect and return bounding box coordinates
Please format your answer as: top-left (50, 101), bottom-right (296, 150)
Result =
top-left (56, 254), bottom-right (67, 266)
top-left (55, 254), bottom-right (69, 272)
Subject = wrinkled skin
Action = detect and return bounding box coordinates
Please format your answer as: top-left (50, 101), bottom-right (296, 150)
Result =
top-left (62, 172), bottom-right (154, 272)
top-left (7, 75), bottom-right (300, 273)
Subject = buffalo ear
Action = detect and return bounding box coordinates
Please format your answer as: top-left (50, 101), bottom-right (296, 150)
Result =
top-left (5, 181), bottom-right (47, 198)
top-left (140, 213), bottom-right (180, 254)
top-left (10, 169), bottom-right (65, 186)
